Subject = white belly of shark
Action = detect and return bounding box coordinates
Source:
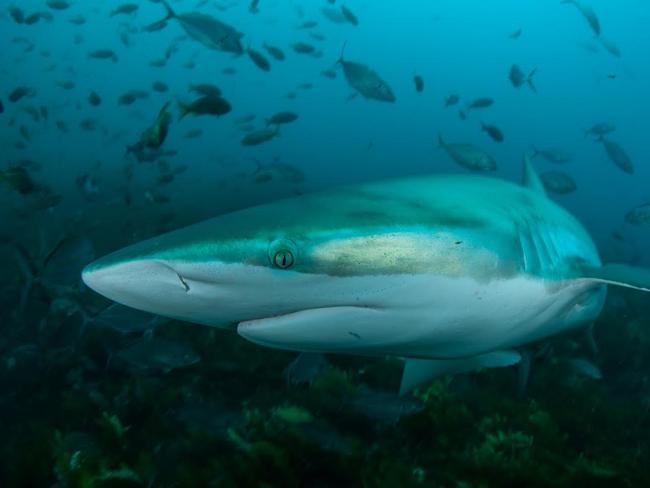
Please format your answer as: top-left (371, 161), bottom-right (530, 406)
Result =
top-left (237, 272), bottom-right (606, 359)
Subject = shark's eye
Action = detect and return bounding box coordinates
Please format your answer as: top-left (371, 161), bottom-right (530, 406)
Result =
top-left (269, 238), bottom-right (297, 269)
top-left (273, 249), bottom-right (294, 269)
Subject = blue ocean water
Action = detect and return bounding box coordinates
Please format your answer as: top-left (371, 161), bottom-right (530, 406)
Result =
top-left (1, 1), bottom-right (650, 486)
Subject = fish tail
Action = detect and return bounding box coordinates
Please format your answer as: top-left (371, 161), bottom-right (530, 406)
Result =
top-left (12, 242), bottom-right (37, 312)
top-left (75, 303), bottom-right (96, 338)
top-left (160, 0), bottom-right (176, 18)
top-left (145, 0), bottom-right (175, 31)
top-left (177, 101), bottom-right (189, 120)
top-left (527, 68), bottom-right (537, 93)
top-left (12, 242), bottom-right (38, 281)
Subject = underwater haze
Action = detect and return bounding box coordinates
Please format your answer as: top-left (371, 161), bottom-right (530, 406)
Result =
top-left (1, 0), bottom-right (650, 486)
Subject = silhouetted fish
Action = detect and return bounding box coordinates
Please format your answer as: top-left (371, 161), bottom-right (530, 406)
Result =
top-left (337, 45), bottom-right (395, 102)
top-left (147, 0), bottom-right (244, 55)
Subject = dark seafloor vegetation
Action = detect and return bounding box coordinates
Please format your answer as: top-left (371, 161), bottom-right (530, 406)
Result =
top-left (1, 284), bottom-right (649, 487)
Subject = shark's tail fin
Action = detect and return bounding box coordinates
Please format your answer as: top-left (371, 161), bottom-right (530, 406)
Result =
top-left (144, 0), bottom-right (175, 32)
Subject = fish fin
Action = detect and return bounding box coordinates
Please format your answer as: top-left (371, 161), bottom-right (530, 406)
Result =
top-left (337, 41), bottom-right (347, 64)
top-left (399, 351), bottom-right (521, 395)
top-left (160, 0), bottom-right (176, 17)
top-left (527, 69), bottom-right (537, 93)
top-left (12, 242), bottom-right (37, 311)
top-left (12, 242), bottom-right (38, 279)
top-left (42, 236), bottom-right (95, 287)
top-left (437, 133), bottom-right (445, 148)
top-left (585, 322), bottom-right (599, 355)
top-left (144, 0), bottom-right (175, 31)
top-left (517, 349), bottom-right (532, 397)
top-left (177, 101), bottom-right (189, 120)
top-left (578, 263), bottom-right (650, 292)
top-left (522, 153), bottom-right (546, 197)
top-left (286, 352), bottom-right (328, 387)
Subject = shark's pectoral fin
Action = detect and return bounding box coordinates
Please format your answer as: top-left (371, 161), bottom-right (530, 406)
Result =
top-left (237, 306), bottom-right (384, 352)
top-left (399, 350), bottom-right (521, 396)
top-left (580, 263), bottom-right (650, 292)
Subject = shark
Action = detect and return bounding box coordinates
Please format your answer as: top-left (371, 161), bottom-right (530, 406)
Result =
top-left (82, 159), bottom-right (650, 394)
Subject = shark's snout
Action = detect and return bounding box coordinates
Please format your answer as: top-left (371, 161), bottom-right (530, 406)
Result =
top-left (82, 259), bottom-right (190, 315)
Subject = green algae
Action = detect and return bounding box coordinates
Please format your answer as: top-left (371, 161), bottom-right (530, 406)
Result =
top-left (2, 297), bottom-right (650, 487)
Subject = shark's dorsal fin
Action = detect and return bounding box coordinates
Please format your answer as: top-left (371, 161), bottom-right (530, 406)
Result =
top-left (579, 263), bottom-right (650, 292)
top-left (522, 153), bottom-right (546, 197)
top-left (399, 350), bottom-right (521, 395)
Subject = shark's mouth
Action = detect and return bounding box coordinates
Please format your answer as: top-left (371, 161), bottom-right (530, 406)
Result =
top-left (237, 305), bottom-right (383, 352)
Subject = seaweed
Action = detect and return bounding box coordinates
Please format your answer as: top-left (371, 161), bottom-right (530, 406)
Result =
top-left (1, 297), bottom-right (650, 487)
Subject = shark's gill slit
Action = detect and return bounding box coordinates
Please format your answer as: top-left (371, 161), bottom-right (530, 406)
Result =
top-left (176, 272), bottom-right (190, 292)
top-left (158, 261), bottom-right (191, 292)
